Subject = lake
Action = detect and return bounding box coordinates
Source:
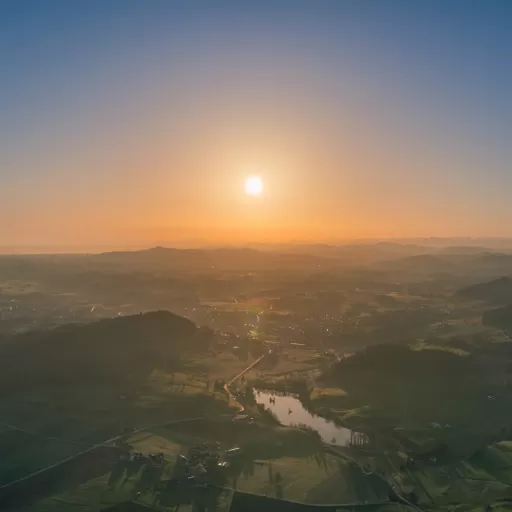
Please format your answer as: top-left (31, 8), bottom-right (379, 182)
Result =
top-left (254, 389), bottom-right (363, 447)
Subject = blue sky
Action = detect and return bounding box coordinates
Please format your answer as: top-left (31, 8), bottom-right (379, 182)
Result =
top-left (1, 1), bottom-right (512, 247)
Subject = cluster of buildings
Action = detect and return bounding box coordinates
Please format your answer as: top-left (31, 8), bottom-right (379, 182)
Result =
top-left (170, 443), bottom-right (243, 485)
top-left (121, 451), bottom-right (165, 467)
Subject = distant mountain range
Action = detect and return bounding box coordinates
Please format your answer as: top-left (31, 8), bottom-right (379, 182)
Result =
top-left (3, 243), bottom-right (512, 278)
top-left (92, 244), bottom-right (512, 271)
top-left (373, 251), bottom-right (512, 277)
top-left (90, 246), bottom-right (330, 271)
top-left (5, 237), bottom-right (512, 256)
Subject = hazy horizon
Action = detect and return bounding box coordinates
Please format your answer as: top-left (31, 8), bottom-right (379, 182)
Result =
top-left (5, 236), bottom-right (512, 256)
top-left (2, 1), bottom-right (512, 246)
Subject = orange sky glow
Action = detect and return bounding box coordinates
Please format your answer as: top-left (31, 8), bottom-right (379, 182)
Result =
top-left (3, 2), bottom-right (512, 250)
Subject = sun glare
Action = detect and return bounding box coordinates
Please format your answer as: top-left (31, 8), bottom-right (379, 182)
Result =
top-left (245, 176), bottom-right (263, 196)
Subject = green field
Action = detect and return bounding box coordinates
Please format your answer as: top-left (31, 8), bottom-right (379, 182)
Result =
top-left (0, 371), bottom-right (233, 489)
top-left (400, 441), bottom-right (512, 509)
top-left (0, 428), bottom-right (84, 486)
top-left (27, 417), bottom-right (392, 511)
top-left (25, 471), bottom-right (161, 512)
top-left (0, 341), bottom-right (297, 491)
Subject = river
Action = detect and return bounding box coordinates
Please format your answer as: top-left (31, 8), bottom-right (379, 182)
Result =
top-left (254, 389), bottom-right (362, 447)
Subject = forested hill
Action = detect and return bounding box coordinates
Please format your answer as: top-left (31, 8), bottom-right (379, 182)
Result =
top-left (318, 344), bottom-right (484, 424)
top-left (0, 311), bottom-right (210, 391)
top-left (457, 276), bottom-right (512, 303)
top-left (483, 304), bottom-right (512, 331)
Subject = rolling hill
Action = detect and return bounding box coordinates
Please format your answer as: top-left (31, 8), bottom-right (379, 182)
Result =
top-left (483, 304), bottom-right (512, 331)
top-left (90, 247), bottom-right (330, 272)
top-left (457, 276), bottom-right (512, 303)
top-left (0, 310), bottom-right (209, 391)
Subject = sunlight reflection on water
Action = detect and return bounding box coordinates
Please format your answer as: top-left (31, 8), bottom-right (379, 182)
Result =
top-left (254, 389), bottom-right (356, 446)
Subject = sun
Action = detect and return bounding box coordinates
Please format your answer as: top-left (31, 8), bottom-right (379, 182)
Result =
top-left (245, 176), bottom-right (263, 196)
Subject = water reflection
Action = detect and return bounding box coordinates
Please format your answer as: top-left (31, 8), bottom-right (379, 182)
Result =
top-left (254, 389), bottom-right (356, 446)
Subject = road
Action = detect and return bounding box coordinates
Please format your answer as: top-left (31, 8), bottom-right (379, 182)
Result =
top-left (0, 421), bottom-right (93, 447)
top-left (224, 354), bottom-right (266, 412)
